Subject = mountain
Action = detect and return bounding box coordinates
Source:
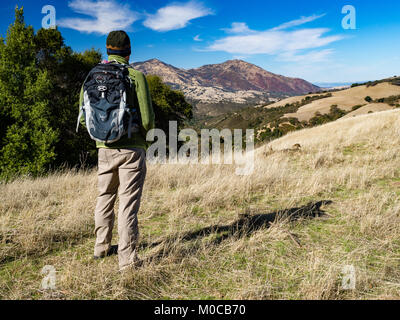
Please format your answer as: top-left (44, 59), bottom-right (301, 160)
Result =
top-left (132, 59), bottom-right (320, 117)
top-left (189, 60), bottom-right (319, 94)
top-left (132, 58), bottom-right (196, 87)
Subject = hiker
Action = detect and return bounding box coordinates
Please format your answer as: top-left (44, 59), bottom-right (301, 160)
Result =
top-left (77, 30), bottom-right (155, 271)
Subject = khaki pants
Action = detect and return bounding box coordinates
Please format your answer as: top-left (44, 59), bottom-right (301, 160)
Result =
top-left (94, 148), bottom-right (147, 269)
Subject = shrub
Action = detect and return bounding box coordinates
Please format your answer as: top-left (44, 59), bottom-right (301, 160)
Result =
top-left (352, 105), bottom-right (363, 111)
top-left (308, 105), bottom-right (347, 126)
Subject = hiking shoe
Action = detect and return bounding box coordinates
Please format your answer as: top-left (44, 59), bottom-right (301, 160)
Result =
top-left (106, 245), bottom-right (118, 256)
top-left (94, 245), bottom-right (118, 260)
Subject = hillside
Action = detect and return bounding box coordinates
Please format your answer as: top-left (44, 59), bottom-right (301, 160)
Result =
top-left (1, 110), bottom-right (400, 299)
top-left (132, 59), bottom-right (319, 117)
top-left (197, 80), bottom-right (400, 144)
top-left (281, 82), bottom-right (400, 121)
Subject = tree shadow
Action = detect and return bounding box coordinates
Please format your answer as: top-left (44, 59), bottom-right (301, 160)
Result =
top-left (139, 200), bottom-right (333, 262)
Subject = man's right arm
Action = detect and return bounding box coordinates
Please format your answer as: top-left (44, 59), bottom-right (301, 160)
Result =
top-left (134, 71), bottom-right (155, 134)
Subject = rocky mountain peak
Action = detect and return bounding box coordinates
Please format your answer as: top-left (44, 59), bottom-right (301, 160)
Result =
top-left (131, 58), bottom-right (320, 116)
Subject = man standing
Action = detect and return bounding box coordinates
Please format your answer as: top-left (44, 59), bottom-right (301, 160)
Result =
top-left (79, 31), bottom-right (155, 271)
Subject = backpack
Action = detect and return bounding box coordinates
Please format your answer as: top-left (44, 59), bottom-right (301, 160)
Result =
top-left (76, 61), bottom-right (140, 144)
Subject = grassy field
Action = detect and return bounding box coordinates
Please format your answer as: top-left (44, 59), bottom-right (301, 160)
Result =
top-left (1, 109), bottom-right (400, 300)
top-left (283, 82), bottom-right (400, 121)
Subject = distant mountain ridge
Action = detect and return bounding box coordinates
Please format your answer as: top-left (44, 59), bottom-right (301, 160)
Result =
top-left (132, 59), bottom-right (320, 117)
top-left (189, 60), bottom-right (319, 94)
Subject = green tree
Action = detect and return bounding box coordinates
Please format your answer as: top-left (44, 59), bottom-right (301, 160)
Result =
top-left (147, 75), bottom-right (193, 134)
top-left (34, 27), bottom-right (101, 166)
top-left (0, 7), bottom-right (58, 179)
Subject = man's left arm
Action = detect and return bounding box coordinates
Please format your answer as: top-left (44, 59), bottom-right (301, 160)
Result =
top-left (78, 86), bottom-right (86, 128)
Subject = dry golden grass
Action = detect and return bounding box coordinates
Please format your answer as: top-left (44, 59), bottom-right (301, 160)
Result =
top-left (1, 109), bottom-right (400, 300)
top-left (342, 103), bottom-right (394, 119)
top-left (271, 82), bottom-right (400, 121)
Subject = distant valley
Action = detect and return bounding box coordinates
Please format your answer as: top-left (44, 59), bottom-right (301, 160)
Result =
top-left (194, 77), bottom-right (400, 144)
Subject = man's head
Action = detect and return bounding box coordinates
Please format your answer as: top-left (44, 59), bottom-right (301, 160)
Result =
top-left (106, 30), bottom-right (131, 61)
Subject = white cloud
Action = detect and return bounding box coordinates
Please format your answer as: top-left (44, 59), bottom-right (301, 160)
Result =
top-left (272, 14), bottom-right (326, 31)
top-left (143, 1), bottom-right (213, 32)
top-left (208, 28), bottom-right (342, 55)
top-left (194, 34), bottom-right (203, 41)
top-left (207, 14), bottom-right (343, 57)
top-left (277, 49), bottom-right (334, 63)
top-left (58, 0), bottom-right (139, 35)
top-left (222, 22), bottom-right (253, 34)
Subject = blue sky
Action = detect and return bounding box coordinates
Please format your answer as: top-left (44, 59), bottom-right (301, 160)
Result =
top-left (0, 0), bottom-right (399, 84)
